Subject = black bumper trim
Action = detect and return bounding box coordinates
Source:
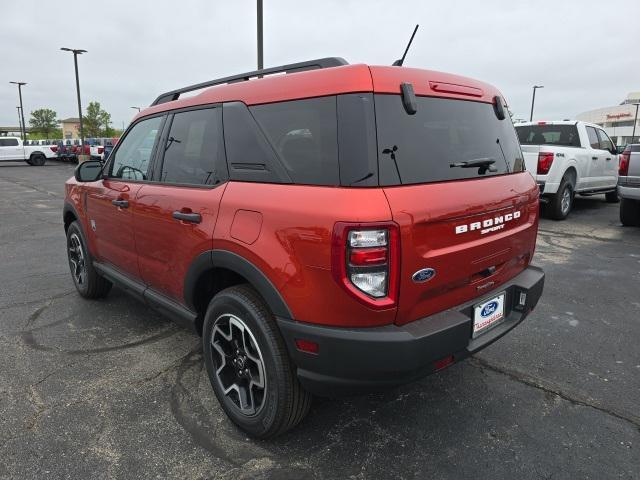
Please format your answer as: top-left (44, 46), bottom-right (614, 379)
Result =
top-left (277, 265), bottom-right (544, 396)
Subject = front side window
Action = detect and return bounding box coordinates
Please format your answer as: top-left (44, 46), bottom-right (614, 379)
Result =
top-left (109, 116), bottom-right (162, 180)
top-left (375, 95), bottom-right (524, 185)
top-left (159, 108), bottom-right (226, 185)
top-left (596, 129), bottom-right (614, 152)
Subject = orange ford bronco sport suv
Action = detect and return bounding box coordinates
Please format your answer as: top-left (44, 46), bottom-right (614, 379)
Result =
top-left (64, 57), bottom-right (544, 438)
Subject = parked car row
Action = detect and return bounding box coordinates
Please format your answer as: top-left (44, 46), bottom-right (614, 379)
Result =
top-left (0, 136), bottom-right (119, 165)
top-left (0, 136), bottom-right (57, 165)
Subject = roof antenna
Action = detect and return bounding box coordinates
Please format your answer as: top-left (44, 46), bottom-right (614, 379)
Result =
top-left (392, 24), bottom-right (419, 66)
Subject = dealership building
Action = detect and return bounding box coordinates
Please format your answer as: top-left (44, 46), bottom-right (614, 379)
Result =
top-left (576, 92), bottom-right (640, 146)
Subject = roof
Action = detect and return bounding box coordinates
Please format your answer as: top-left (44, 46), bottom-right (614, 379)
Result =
top-left (137, 62), bottom-right (503, 120)
top-left (60, 117), bottom-right (80, 123)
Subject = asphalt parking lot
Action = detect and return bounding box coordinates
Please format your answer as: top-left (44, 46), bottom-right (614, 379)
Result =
top-left (1, 161), bottom-right (639, 480)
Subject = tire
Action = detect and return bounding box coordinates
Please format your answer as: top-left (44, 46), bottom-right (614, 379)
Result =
top-left (620, 198), bottom-right (640, 227)
top-left (30, 153), bottom-right (46, 166)
top-left (547, 177), bottom-right (573, 220)
top-left (202, 284), bottom-right (311, 438)
top-left (605, 190), bottom-right (620, 203)
top-left (66, 221), bottom-right (112, 298)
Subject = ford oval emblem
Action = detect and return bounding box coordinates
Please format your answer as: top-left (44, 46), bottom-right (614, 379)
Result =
top-left (481, 301), bottom-right (499, 318)
top-left (412, 268), bottom-right (436, 283)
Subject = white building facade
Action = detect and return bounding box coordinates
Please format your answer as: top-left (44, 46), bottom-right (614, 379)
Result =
top-left (576, 92), bottom-right (640, 147)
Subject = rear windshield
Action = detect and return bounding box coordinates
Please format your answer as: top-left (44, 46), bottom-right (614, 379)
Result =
top-left (515, 124), bottom-right (581, 147)
top-left (375, 95), bottom-right (524, 186)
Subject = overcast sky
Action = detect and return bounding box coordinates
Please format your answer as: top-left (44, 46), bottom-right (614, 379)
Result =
top-left (2, 0), bottom-right (638, 130)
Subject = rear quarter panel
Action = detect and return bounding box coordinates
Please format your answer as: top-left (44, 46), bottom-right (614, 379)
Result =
top-left (214, 182), bottom-right (396, 327)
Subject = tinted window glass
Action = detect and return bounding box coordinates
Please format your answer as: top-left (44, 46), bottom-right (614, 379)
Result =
top-left (515, 124), bottom-right (581, 147)
top-left (375, 95), bottom-right (524, 186)
top-left (596, 129), bottom-right (614, 152)
top-left (1, 138), bottom-right (19, 146)
top-left (251, 97), bottom-right (339, 185)
top-left (586, 127), bottom-right (600, 149)
top-left (110, 116), bottom-right (162, 180)
top-left (159, 108), bottom-right (226, 185)
top-left (337, 93), bottom-right (378, 186)
top-left (223, 102), bottom-right (290, 183)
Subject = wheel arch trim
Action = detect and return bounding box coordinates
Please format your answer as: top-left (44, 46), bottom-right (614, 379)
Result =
top-left (184, 250), bottom-right (293, 319)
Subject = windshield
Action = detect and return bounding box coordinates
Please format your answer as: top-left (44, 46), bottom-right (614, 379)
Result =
top-left (515, 124), bottom-right (581, 147)
top-left (374, 94), bottom-right (524, 186)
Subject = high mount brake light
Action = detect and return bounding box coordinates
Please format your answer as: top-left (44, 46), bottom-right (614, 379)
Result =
top-left (537, 152), bottom-right (554, 175)
top-left (331, 222), bottom-right (400, 309)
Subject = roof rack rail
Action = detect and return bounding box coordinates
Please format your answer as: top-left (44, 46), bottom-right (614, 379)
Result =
top-left (150, 57), bottom-right (348, 106)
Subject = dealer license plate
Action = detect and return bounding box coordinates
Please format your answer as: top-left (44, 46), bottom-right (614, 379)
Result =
top-left (472, 293), bottom-right (506, 338)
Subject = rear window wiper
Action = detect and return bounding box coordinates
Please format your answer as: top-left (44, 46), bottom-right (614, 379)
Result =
top-left (450, 158), bottom-right (497, 173)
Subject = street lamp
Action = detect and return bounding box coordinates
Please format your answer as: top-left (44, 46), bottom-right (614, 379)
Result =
top-left (9, 82), bottom-right (27, 142)
top-left (529, 85), bottom-right (544, 122)
top-left (631, 103), bottom-right (639, 144)
top-left (130, 106), bottom-right (141, 112)
top-left (60, 48), bottom-right (87, 155)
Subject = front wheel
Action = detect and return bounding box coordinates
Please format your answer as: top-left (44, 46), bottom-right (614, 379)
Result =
top-left (547, 178), bottom-right (573, 220)
top-left (620, 198), bottom-right (640, 226)
top-left (66, 221), bottom-right (112, 298)
top-left (202, 285), bottom-right (311, 438)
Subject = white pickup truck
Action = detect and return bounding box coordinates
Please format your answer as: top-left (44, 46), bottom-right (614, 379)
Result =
top-left (515, 121), bottom-right (619, 220)
top-left (0, 136), bottom-right (57, 166)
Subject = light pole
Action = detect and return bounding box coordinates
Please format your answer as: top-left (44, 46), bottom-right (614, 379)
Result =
top-left (257, 0), bottom-right (263, 70)
top-left (16, 106), bottom-right (22, 136)
top-left (529, 85), bottom-right (544, 122)
top-left (10, 82), bottom-right (27, 142)
top-left (60, 48), bottom-right (87, 155)
top-left (631, 103), bottom-right (639, 144)
top-left (130, 106), bottom-right (141, 112)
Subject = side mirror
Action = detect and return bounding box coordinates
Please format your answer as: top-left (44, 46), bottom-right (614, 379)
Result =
top-left (616, 146), bottom-right (626, 154)
top-left (74, 160), bottom-right (103, 182)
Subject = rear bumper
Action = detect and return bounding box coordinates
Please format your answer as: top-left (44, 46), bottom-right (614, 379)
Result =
top-left (278, 265), bottom-right (544, 396)
top-left (618, 184), bottom-right (640, 201)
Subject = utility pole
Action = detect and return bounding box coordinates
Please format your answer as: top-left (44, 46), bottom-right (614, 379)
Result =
top-left (10, 82), bottom-right (27, 141)
top-left (60, 48), bottom-right (87, 156)
top-left (529, 85), bottom-right (544, 122)
top-left (257, 0), bottom-right (263, 70)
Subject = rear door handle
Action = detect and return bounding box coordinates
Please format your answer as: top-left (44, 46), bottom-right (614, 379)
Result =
top-left (172, 211), bottom-right (202, 224)
top-left (606, 157), bottom-right (611, 161)
top-left (591, 156), bottom-right (598, 160)
top-left (112, 199), bottom-right (129, 208)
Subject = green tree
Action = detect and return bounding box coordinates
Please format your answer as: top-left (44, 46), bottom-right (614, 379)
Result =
top-left (29, 108), bottom-right (58, 138)
top-left (83, 101), bottom-right (112, 137)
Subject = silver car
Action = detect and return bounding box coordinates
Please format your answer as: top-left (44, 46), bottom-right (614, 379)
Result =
top-left (618, 144), bottom-right (640, 226)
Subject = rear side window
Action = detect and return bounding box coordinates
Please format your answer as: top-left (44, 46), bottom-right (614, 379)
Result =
top-left (516, 124), bottom-right (581, 147)
top-left (586, 127), bottom-right (600, 149)
top-left (109, 116), bottom-right (162, 180)
top-left (375, 95), bottom-right (524, 186)
top-left (250, 97), bottom-right (340, 185)
top-left (158, 108), bottom-right (227, 186)
top-left (0, 138), bottom-right (19, 146)
top-left (223, 102), bottom-right (291, 184)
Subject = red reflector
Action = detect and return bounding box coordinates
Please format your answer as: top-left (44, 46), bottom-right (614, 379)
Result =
top-left (537, 152), bottom-right (554, 175)
top-left (295, 339), bottom-right (319, 354)
top-left (537, 121), bottom-right (546, 125)
top-left (349, 247), bottom-right (387, 266)
top-left (98, 147), bottom-right (104, 154)
top-left (433, 355), bottom-right (455, 371)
